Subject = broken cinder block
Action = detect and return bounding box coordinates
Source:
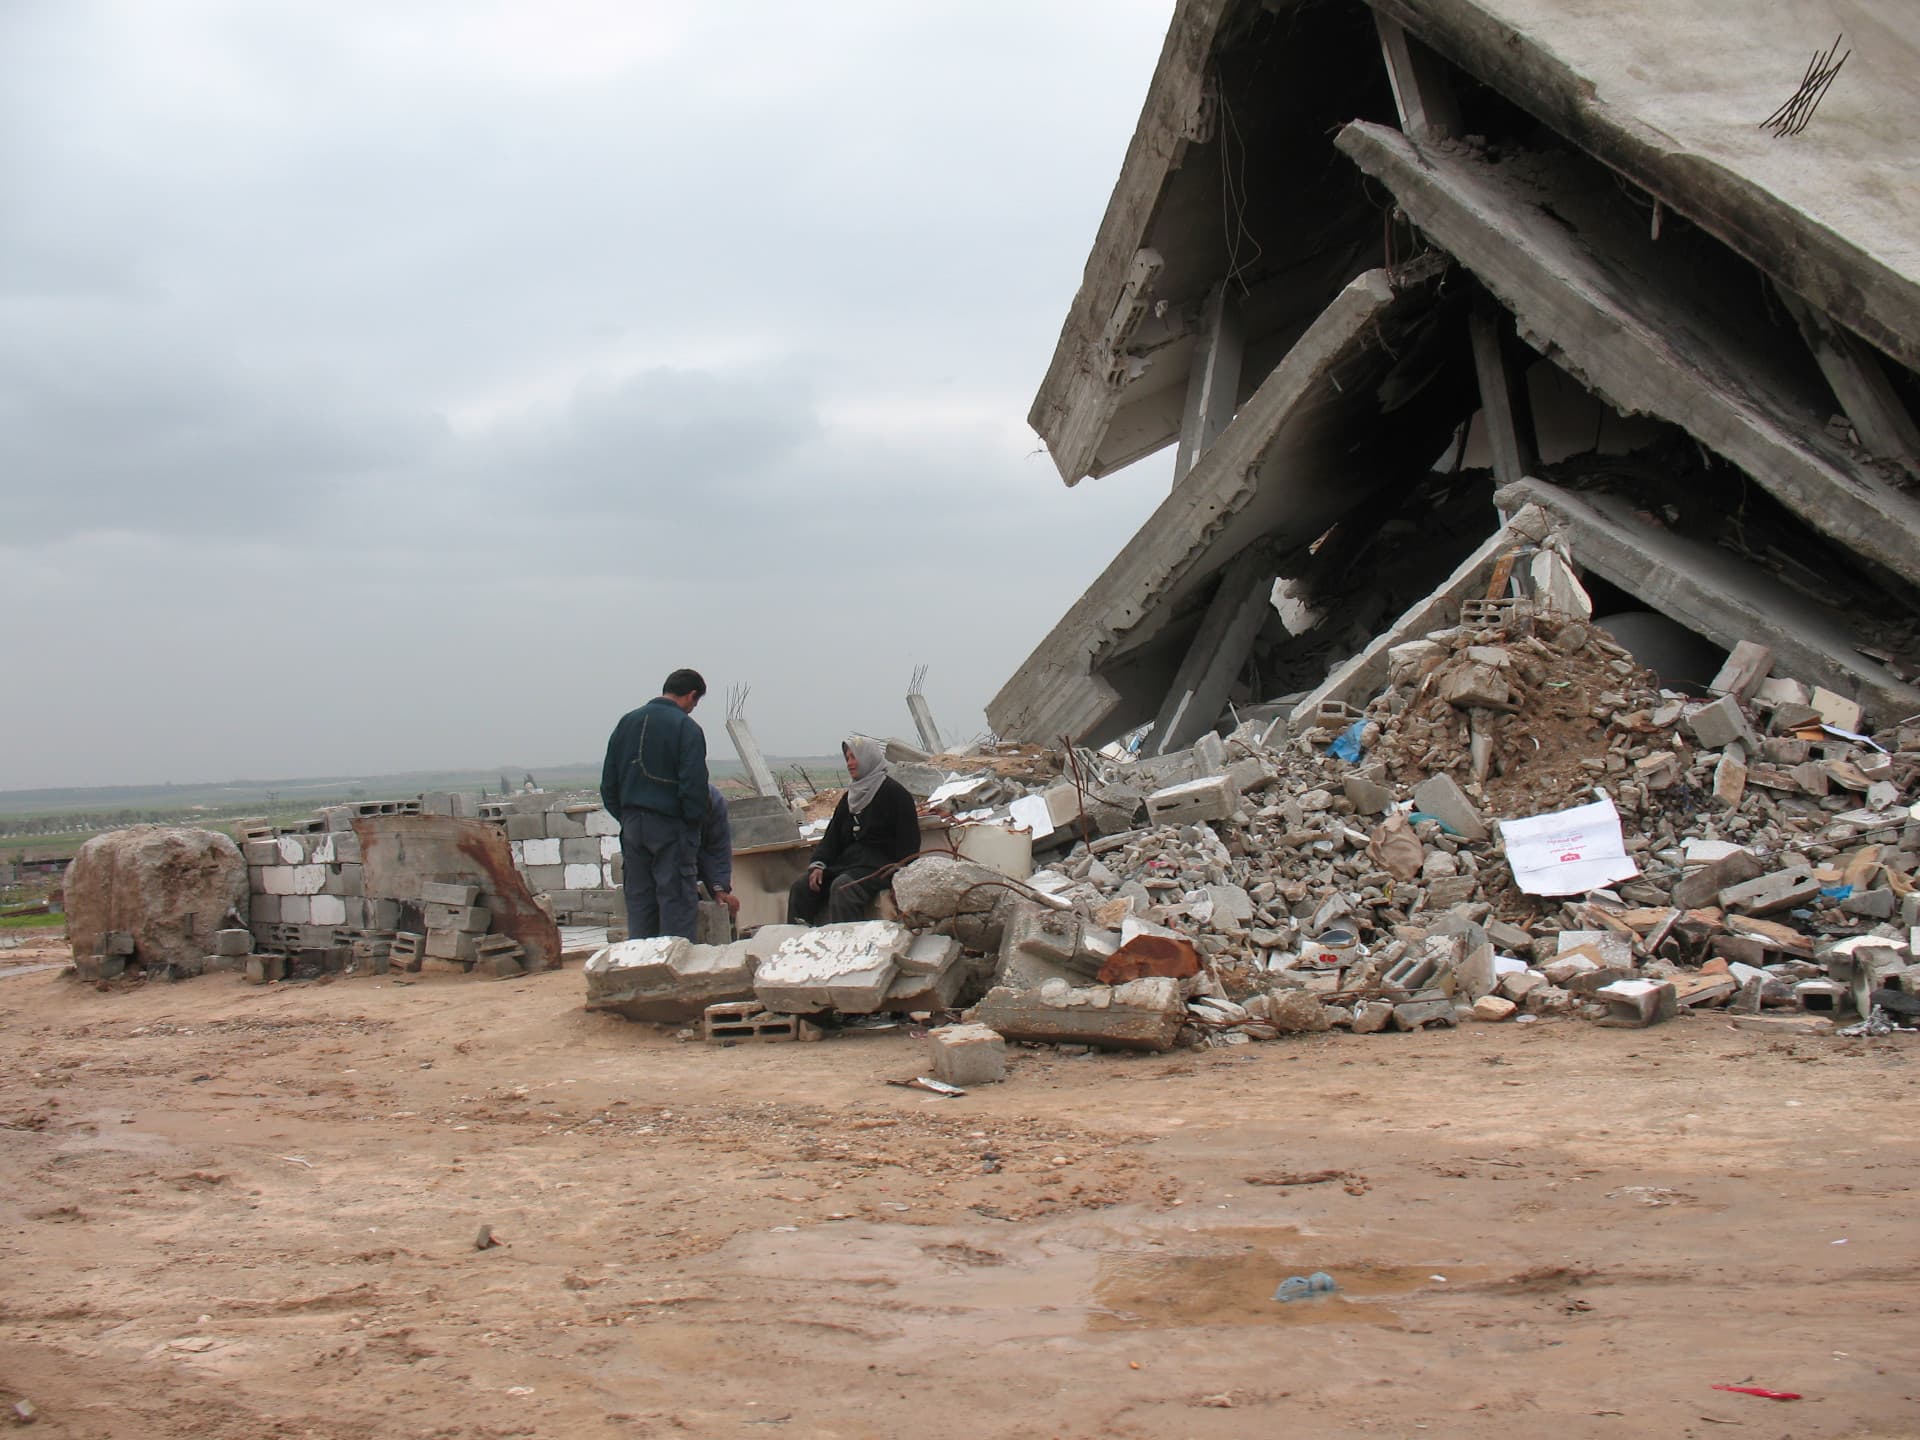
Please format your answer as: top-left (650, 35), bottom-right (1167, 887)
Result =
top-left (926, 1023), bottom-right (1006, 1086)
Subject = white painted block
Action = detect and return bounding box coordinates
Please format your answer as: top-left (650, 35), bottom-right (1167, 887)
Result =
top-left (603, 863), bottom-right (617, 888)
top-left (523, 838), bottom-right (562, 866)
top-left (311, 834), bottom-right (336, 864)
top-left (291, 864), bottom-right (327, 896)
top-left (509, 840), bottom-right (525, 864)
top-left (599, 835), bottom-right (620, 859)
top-left (564, 863), bottom-right (603, 890)
top-left (277, 836), bottom-right (306, 863)
top-left (309, 894), bottom-right (347, 926)
top-left (262, 866), bottom-right (296, 895)
top-left (585, 808), bottom-right (620, 836)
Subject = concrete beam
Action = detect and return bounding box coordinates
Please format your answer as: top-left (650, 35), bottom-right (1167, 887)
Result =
top-left (1496, 479), bottom-right (1920, 726)
top-left (1467, 297), bottom-right (1537, 487)
top-left (1374, 13), bottom-right (1461, 143)
top-left (1336, 122), bottom-right (1920, 590)
top-left (1173, 282), bottom-right (1245, 484)
top-left (905, 693), bottom-right (944, 755)
top-left (725, 717), bottom-right (782, 799)
top-left (990, 269), bottom-right (1406, 746)
top-left (1144, 544), bottom-right (1274, 755)
top-left (1287, 503), bottom-right (1553, 732)
top-left (1774, 285), bottom-right (1920, 481)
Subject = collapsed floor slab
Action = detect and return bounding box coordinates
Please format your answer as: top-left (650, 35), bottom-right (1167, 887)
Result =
top-left (1335, 121), bottom-right (1920, 590)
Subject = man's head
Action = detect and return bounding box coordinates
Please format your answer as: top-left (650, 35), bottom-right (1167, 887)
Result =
top-left (662, 668), bottom-right (707, 713)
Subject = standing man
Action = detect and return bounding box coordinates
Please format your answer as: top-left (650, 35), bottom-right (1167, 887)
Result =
top-left (601, 668), bottom-right (709, 941)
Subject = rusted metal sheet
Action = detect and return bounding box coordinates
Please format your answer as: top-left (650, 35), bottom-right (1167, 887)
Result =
top-left (353, 815), bottom-right (561, 971)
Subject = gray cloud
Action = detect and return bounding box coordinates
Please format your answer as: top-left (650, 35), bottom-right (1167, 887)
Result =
top-left (0, 0), bottom-right (1176, 788)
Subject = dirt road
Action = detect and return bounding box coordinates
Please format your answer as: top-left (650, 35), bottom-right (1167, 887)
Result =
top-left (2, 934), bottom-right (1915, 1438)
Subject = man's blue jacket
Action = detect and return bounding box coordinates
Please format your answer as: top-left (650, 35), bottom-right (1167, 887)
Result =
top-left (600, 697), bottom-right (708, 828)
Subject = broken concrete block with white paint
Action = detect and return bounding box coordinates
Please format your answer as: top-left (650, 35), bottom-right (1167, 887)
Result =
top-left (752, 921), bottom-right (912, 1015)
top-left (1809, 686), bottom-right (1863, 732)
top-left (521, 838), bottom-right (562, 867)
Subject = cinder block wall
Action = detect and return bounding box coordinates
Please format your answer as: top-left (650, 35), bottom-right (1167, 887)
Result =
top-left (479, 796), bottom-right (626, 923)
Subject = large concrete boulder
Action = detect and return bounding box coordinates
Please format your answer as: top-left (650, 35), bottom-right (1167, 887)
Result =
top-left (585, 935), bottom-right (765, 1023)
top-left (65, 826), bottom-right (248, 976)
top-left (892, 853), bottom-right (1017, 950)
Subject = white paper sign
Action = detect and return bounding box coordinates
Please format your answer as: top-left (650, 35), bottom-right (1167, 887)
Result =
top-left (1497, 794), bottom-right (1640, 897)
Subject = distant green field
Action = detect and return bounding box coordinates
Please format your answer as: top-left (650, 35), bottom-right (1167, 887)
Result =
top-left (0, 756), bottom-right (852, 852)
top-left (0, 911), bottom-right (62, 931)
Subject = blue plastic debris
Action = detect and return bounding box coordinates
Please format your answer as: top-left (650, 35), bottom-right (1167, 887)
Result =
top-left (1328, 720), bottom-right (1368, 764)
top-left (1273, 1271), bottom-right (1338, 1303)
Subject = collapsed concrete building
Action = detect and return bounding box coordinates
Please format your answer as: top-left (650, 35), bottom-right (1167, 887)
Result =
top-left (990, 0), bottom-right (1920, 753)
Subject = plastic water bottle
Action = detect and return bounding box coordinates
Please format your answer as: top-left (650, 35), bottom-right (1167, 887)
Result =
top-left (1273, 1271), bottom-right (1337, 1302)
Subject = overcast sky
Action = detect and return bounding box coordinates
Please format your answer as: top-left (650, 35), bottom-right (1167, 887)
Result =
top-left (0, 0), bottom-right (1176, 790)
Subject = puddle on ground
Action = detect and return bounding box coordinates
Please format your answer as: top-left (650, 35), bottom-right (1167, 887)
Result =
top-left (1087, 1226), bottom-right (1487, 1330)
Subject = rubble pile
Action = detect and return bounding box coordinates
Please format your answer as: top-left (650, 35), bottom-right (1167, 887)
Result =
top-left (611, 590), bottom-right (1919, 1058)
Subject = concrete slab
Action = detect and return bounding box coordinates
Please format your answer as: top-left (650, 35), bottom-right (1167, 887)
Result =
top-left (753, 921), bottom-right (912, 1015)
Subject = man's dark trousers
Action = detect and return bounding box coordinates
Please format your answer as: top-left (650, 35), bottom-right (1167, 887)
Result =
top-left (621, 810), bottom-right (699, 941)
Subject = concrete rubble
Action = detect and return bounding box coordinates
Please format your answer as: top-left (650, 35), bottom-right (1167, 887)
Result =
top-left (580, 592), bottom-right (1920, 1056)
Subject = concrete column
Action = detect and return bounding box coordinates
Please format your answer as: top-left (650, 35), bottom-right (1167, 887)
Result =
top-left (1776, 284), bottom-right (1920, 480)
top-left (1468, 299), bottom-right (1538, 487)
top-left (1374, 14), bottom-right (1461, 143)
top-left (905, 694), bottom-right (944, 754)
top-left (1173, 282), bottom-right (1244, 485)
top-left (725, 717), bottom-right (782, 799)
top-left (1144, 545), bottom-right (1274, 756)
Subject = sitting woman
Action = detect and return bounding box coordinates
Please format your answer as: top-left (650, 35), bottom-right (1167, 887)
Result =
top-left (787, 736), bottom-right (922, 925)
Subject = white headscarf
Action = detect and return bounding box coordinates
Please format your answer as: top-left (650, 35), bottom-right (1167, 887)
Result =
top-left (843, 735), bottom-right (889, 814)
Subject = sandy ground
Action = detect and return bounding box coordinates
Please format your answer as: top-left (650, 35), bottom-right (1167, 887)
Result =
top-left (2, 930), bottom-right (1917, 1440)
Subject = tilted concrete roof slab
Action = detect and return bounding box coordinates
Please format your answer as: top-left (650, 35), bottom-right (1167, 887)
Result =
top-left (1337, 121), bottom-right (1920, 590)
top-left (1029, 0), bottom-right (1920, 488)
top-left (992, 268), bottom-right (1459, 747)
top-left (1372, 0), bottom-right (1920, 373)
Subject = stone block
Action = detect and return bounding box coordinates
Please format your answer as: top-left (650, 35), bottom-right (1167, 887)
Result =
top-left (892, 854), bottom-right (1007, 923)
top-left (1343, 773), bottom-right (1395, 815)
top-left (261, 866), bottom-right (296, 896)
top-left (970, 976), bottom-right (1185, 1052)
top-left (423, 903), bottom-right (491, 933)
top-left (1541, 948), bottom-right (1600, 984)
top-left (1144, 775), bottom-right (1238, 826)
top-left (1410, 773), bottom-right (1487, 840)
top-left (522, 838), bottom-right (562, 867)
top-left (1392, 992), bottom-right (1458, 1030)
top-left (1455, 942), bottom-right (1498, 1001)
top-left (1711, 753), bottom-right (1749, 808)
top-left (250, 895), bottom-right (281, 924)
top-left (599, 834), bottom-right (622, 860)
top-left (1438, 662), bottom-right (1510, 709)
top-left (1686, 696), bottom-right (1758, 752)
top-left (559, 837), bottom-right (599, 865)
top-left (584, 808), bottom-right (621, 836)
top-left (1471, 994), bottom-right (1517, 1022)
top-left (926, 1023), bottom-right (1006, 1086)
top-left (425, 929), bottom-right (479, 963)
top-left (504, 814), bottom-right (547, 841)
top-left (280, 896), bottom-right (311, 924)
top-left (1596, 979), bottom-right (1678, 1028)
top-left (1718, 868), bottom-right (1820, 916)
top-left (275, 835), bottom-right (309, 864)
top-left (753, 921), bottom-right (911, 1014)
top-left (564, 863), bottom-right (605, 891)
top-left (242, 839), bottom-right (280, 866)
top-left (245, 954), bottom-right (285, 985)
top-left (1674, 844), bottom-right (1758, 913)
top-left (322, 864), bottom-right (364, 897)
top-left (1839, 888), bottom-right (1896, 920)
top-left (900, 932), bottom-right (962, 977)
top-left (1708, 641), bottom-right (1773, 703)
top-left (1348, 999), bottom-right (1393, 1033)
top-left (420, 881), bottom-right (481, 907)
top-left (1809, 687), bottom-right (1863, 732)
top-left (1497, 969), bottom-right (1547, 1002)
top-left (1558, 929), bottom-right (1634, 969)
top-left (309, 895), bottom-right (348, 927)
top-left (1634, 750), bottom-right (1682, 789)
top-left (525, 865), bottom-right (566, 892)
top-left (544, 811), bottom-right (588, 840)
